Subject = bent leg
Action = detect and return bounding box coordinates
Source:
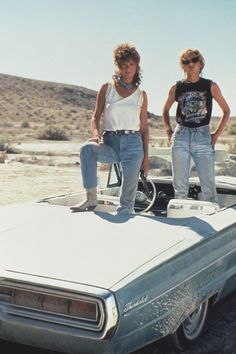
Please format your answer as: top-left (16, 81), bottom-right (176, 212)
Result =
top-left (80, 142), bottom-right (119, 189)
top-left (72, 142), bottom-right (119, 212)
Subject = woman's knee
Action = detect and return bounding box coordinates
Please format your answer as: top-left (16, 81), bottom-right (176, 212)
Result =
top-left (80, 142), bottom-right (98, 155)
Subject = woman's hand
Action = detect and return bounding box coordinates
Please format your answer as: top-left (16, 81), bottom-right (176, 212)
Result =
top-left (88, 135), bottom-right (102, 144)
top-left (210, 132), bottom-right (218, 147)
top-left (166, 129), bottom-right (173, 144)
top-left (141, 156), bottom-right (149, 176)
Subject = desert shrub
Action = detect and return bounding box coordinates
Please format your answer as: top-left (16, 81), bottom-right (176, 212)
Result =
top-left (228, 124), bottom-right (236, 135)
top-left (0, 134), bottom-right (19, 153)
top-left (38, 125), bottom-right (69, 141)
top-left (0, 134), bottom-right (10, 151)
top-left (21, 121), bottom-right (30, 128)
top-left (0, 141), bottom-right (7, 151)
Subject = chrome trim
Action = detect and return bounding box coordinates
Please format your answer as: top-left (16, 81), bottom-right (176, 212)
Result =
top-left (6, 305), bottom-right (101, 331)
top-left (0, 277), bottom-right (118, 339)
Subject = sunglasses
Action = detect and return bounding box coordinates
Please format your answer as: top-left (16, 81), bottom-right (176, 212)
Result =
top-left (182, 56), bottom-right (200, 65)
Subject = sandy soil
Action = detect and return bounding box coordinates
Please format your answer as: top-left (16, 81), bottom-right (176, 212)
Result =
top-left (0, 141), bottom-right (109, 205)
top-left (0, 160), bottom-right (83, 205)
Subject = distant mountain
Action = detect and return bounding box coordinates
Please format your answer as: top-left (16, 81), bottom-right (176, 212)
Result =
top-left (0, 73), bottom-right (97, 142)
top-left (0, 73), bottom-right (97, 111)
top-left (0, 73), bottom-right (161, 143)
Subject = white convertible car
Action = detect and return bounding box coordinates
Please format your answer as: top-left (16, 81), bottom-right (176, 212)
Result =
top-left (0, 148), bottom-right (235, 354)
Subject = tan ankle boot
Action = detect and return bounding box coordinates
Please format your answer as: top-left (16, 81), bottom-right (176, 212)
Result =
top-left (71, 188), bottom-right (97, 212)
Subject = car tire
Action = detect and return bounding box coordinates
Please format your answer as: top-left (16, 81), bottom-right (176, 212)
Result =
top-left (170, 299), bottom-right (209, 351)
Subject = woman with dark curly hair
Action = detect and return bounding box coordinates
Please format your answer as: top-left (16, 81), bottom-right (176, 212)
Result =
top-left (71, 43), bottom-right (149, 214)
top-left (162, 48), bottom-right (230, 202)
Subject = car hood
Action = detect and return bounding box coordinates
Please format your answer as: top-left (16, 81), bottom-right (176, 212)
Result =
top-left (0, 202), bottom-right (234, 290)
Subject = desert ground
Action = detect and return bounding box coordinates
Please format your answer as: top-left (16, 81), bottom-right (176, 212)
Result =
top-left (0, 141), bottom-right (85, 205)
top-left (1, 137), bottom-right (236, 206)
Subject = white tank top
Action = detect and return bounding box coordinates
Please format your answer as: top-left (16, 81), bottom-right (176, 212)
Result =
top-left (103, 83), bottom-right (144, 131)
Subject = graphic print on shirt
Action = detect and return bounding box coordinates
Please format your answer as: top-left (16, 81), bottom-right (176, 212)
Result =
top-left (177, 91), bottom-right (207, 124)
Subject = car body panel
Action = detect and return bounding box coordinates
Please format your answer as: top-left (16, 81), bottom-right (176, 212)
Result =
top-left (0, 169), bottom-right (235, 354)
top-left (0, 203), bottom-right (235, 291)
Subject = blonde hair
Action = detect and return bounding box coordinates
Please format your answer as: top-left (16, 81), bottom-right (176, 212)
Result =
top-left (113, 43), bottom-right (142, 86)
top-left (180, 48), bottom-right (205, 73)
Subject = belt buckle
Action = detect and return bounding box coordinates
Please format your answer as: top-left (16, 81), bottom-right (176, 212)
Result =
top-left (113, 130), bottom-right (136, 135)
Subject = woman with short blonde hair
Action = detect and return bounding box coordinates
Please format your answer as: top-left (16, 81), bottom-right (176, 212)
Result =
top-left (162, 48), bottom-right (230, 202)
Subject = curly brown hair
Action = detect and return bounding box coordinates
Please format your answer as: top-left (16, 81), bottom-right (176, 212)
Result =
top-left (113, 43), bottom-right (142, 86)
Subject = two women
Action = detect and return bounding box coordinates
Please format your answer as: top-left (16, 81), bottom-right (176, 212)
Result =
top-left (74, 45), bottom-right (230, 213)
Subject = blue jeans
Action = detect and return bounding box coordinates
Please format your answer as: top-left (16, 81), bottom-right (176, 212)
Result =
top-left (171, 125), bottom-right (217, 203)
top-left (79, 132), bottom-right (144, 214)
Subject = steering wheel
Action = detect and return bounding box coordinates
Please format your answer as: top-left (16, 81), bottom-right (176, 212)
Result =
top-left (134, 170), bottom-right (157, 214)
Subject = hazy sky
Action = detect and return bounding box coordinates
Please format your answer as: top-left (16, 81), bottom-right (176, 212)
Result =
top-left (1, 0), bottom-right (235, 116)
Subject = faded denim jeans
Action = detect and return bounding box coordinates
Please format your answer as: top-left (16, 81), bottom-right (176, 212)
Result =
top-left (171, 124), bottom-right (217, 203)
top-left (79, 132), bottom-right (144, 214)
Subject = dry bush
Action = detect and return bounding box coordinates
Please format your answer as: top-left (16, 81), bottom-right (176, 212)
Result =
top-left (21, 121), bottom-right (30, 128)
top-left (38, 125), bottom-right (69, 141)
top-left (228, 123), bottom-right (236, 135)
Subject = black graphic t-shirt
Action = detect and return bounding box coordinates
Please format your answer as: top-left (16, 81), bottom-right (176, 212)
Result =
top-left (175, 78), bottom-right (213, 128)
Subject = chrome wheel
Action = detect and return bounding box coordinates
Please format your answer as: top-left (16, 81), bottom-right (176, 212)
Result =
top-left (182, 300), bottom-right (208, 340)
top-left (170, 299), bottom-right (209, 351)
